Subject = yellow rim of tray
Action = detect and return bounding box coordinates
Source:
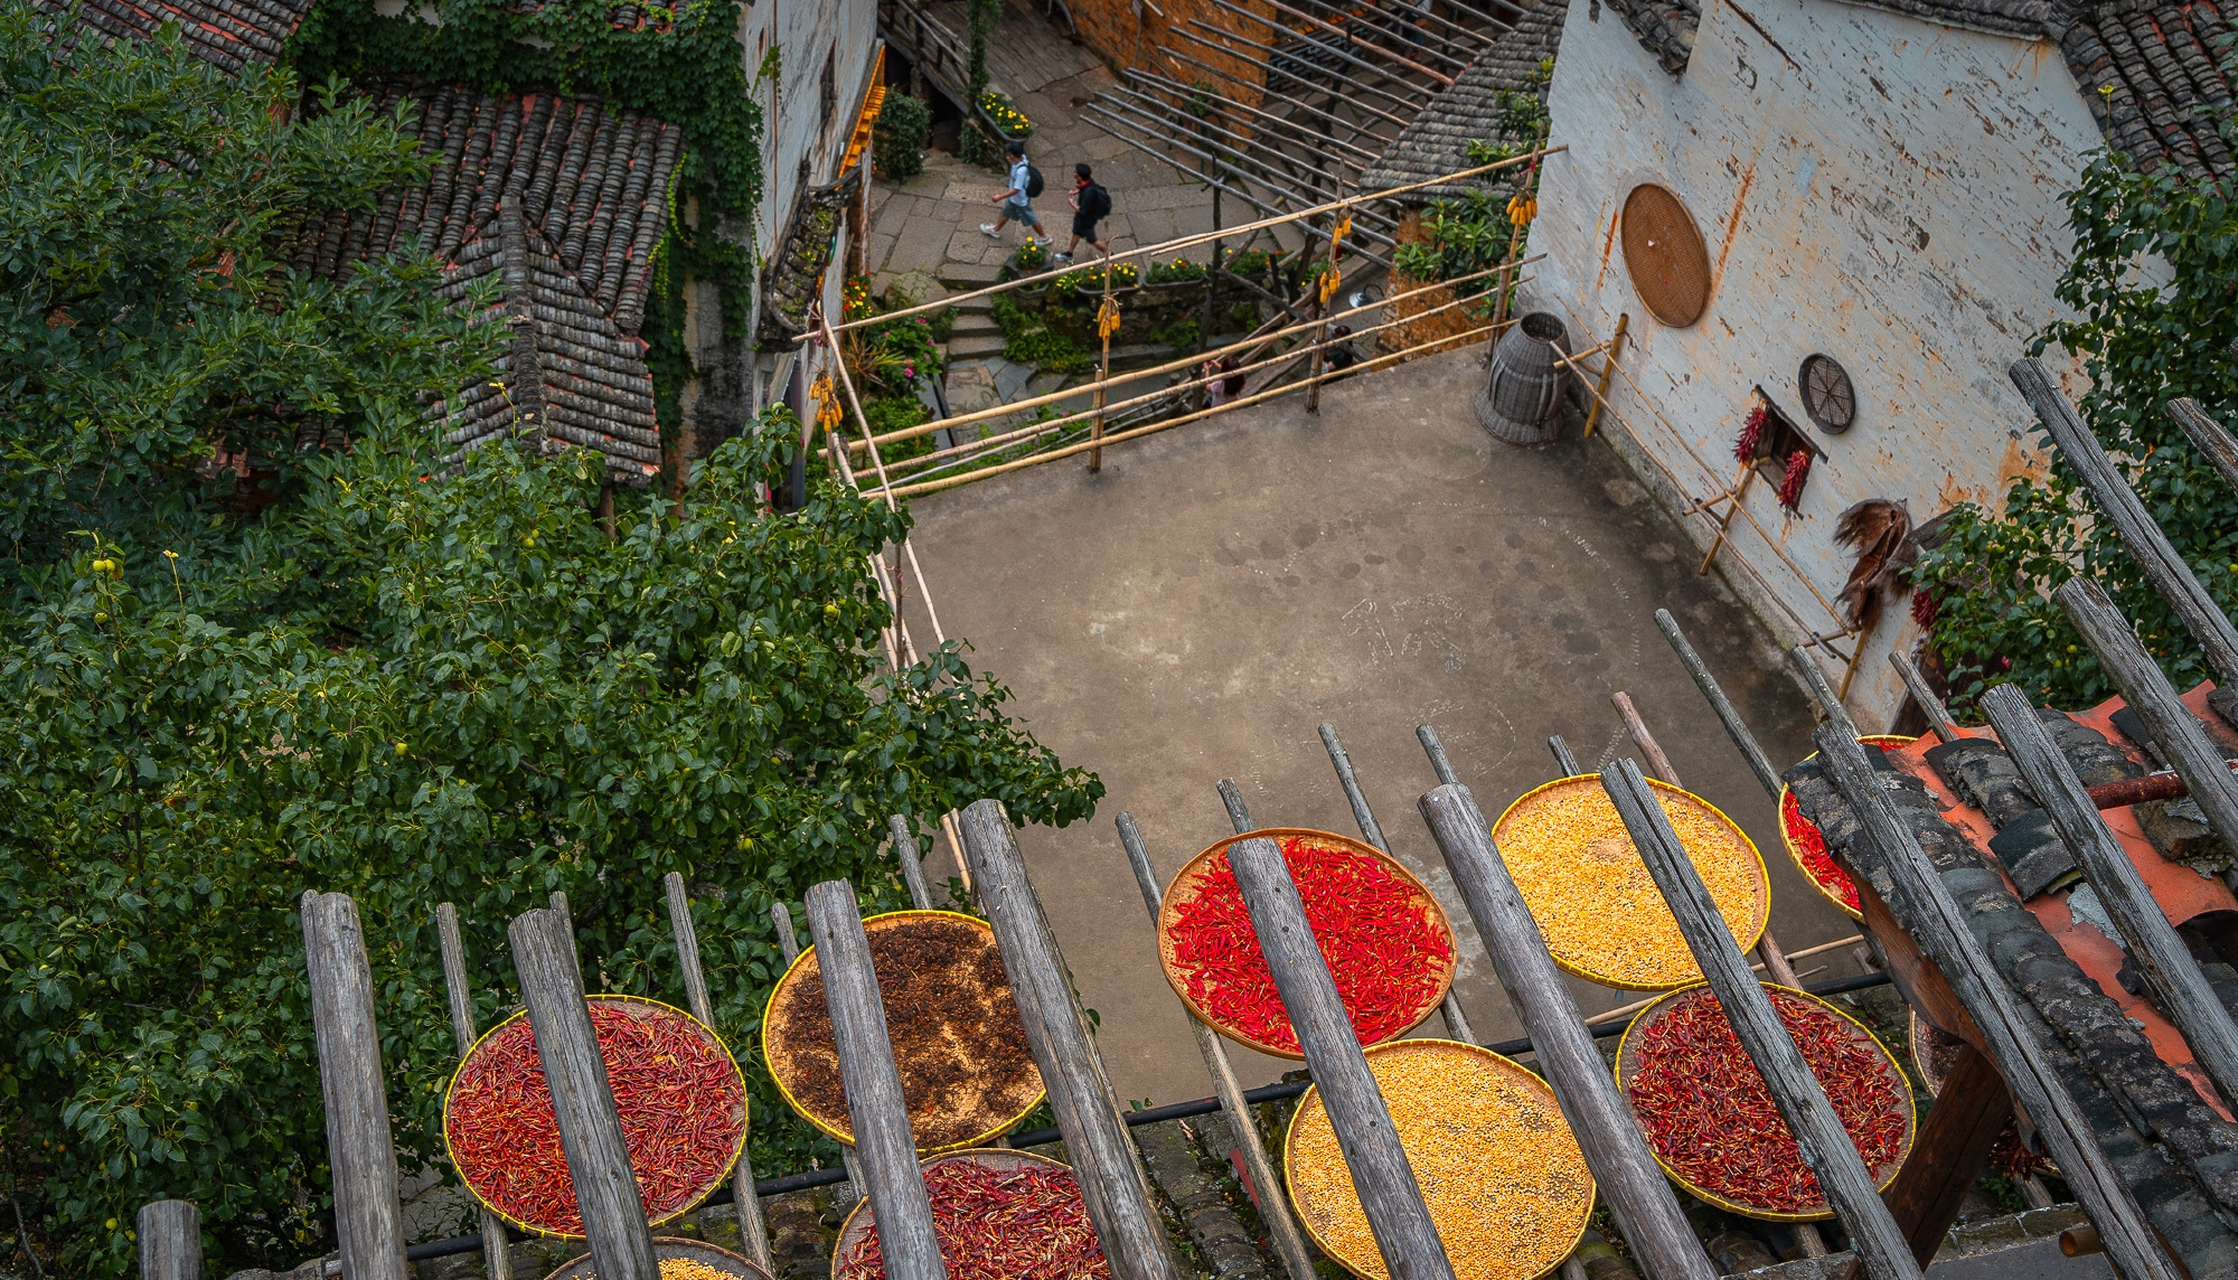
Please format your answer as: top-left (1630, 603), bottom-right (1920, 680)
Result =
top-left (1281, 1038), bottom-right (1594, 1280)
top-left (1778, 736), bottom-right (1914, 922)
top-left (1155, 828), bottom-right (1458, 1061)
top-left (543, 1237), bottom-right (774, 1280)
top-left (1493, 775), bottom-right (1771, 991)
top-left (829, 1147), bottom-right (1077, 1280)
top-left (443, 993), bottom-right (750, 1240)
top-left (760, 908), bottom-right (1047, 1154)
top-left (1613, 981), bottom-right (1918, 1222)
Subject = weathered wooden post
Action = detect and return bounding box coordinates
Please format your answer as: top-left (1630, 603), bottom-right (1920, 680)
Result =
top-left (1600, 761), bottom-right (1921, 1280)
top-left (2010, 358), bottom-right (2238, 685)
top-left (2167, 398), bottom-right (2238, 493)
top-left (1416, 784), bottom-right (1717, 1280)
top-left (509, 906), bottom-right (659, 1280)
top-left (889, 815), bottom-right (936, 910)
top-left (1547, 735), bottom-right (1582, 776)
top-left (2059, 578), bottom-right (2238, 868)
top-left (1814, 725), bottom-right (2180, 1280)
top-left (1224, 833), bottom-right (1456, 1280)
top-left (436, 903), bottom-right (514, 1280)
top-left (1116, 813), bottom-right (1319, 1280)
top-left (663, 874), bottom-right (775, 1272)
top-left (957, 800), bottom-right (1182, 1280)
top-left (299, 890), bottom-right (408, 1280)
top-left (769, 899), bottom-right (867, 1194)
top-left (1887, 651), bottom-right (1961, 743)
top-left (1979, 684), bottom-right (2238, 1110)
top-left (1790, 645), bottom-right (1863, 738)
top-left (803, 881), bottom-right (947, 1280)
top-left (138, 1199), bottom-right (200, 1280)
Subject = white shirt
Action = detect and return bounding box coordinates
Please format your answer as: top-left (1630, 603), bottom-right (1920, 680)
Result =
top-left (1008, 157), bottom-right (1032, 201)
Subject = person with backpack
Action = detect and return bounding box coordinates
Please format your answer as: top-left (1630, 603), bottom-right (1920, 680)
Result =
top-left (980, 140), bottom-right (1048, 244)
top-left (1054, 164), bottom-right (1111, 264)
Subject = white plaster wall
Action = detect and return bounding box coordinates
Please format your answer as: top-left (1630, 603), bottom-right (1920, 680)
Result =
top-left (1522, 0), bottom-right (2104, 724)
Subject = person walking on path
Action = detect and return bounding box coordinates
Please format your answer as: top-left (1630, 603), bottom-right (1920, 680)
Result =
top-left (1054, 164), bottom-right (1111, 264)
top-left (980, 141), bottom-right (1048, 243)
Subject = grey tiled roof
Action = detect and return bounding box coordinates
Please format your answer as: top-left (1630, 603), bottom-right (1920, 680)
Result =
top-left (1603, 0), bottom-right (1698, 74)
top-left (292, 80), bottom-right (683, 483)
top-left (39, 0), bottom-right (314, 72)
top-left (1359, 0), bottom-right (1569, 202)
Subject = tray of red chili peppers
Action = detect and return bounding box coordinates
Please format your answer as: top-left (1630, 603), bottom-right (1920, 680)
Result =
top-left (1779, 735), bottom-right (1917, 921)
top-left (1157, 828), bottom-right (1457, 1059)
top-left (444, 995), bottom-right (749, 1238)
top-left (542, 1237), bottom-right (774, 1280)
top-left (831, 1148), bottom-right (1112, 1280)
top-left (1616, 982), bottom-right (1916, 1221)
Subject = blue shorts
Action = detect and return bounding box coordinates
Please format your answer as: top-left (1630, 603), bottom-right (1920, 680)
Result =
top-left (1002, 197), bottom-right (1035, 222)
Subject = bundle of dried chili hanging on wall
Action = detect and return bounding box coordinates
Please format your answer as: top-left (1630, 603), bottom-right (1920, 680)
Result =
top-left (1777, 449), bottom-right (1812, 510)
top-left (1735, 404), bottom-right (1768, 463)
top-left (1163, 833), bottom-right (1453, 1055)
top-left (833, 1156), bottom-right (1111, 1280)
top-left (444, 997), bottom-right (747, 1236)
top-left (1620, 985), bottom-right (1912, 1219)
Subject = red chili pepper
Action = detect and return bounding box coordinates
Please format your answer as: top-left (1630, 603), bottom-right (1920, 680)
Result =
top-left (1782, 788), bottom-right (1860, 914)
top-left (835, 1159), bottom-right (1111, 1280)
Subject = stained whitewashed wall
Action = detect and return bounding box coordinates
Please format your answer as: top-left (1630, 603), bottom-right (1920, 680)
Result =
top-left (1520, 0), bottom-right (2106, 725)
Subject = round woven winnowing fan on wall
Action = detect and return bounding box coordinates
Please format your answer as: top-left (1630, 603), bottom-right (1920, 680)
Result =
top-left (1620, 185), bottom-right (1711, 327)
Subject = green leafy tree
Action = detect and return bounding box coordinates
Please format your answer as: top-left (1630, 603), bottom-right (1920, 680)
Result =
top-left (1910, 145), bottom-right (2238, 711)
top-left (0, 2), bottom-right (490, 582)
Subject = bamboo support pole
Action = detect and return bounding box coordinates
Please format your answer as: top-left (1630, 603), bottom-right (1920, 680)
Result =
top-left (802, 882), bottom-right (947, 1280)
top-left (301, 891), bottom-right (409, 1280)
top-left (1117, 813), bottom-right (1320, 1280)
top-left (1092, 248), bottom-right (1113, 473)
top-left (138, 1201), bottom-right (201, 1280)
top-left (1813, 726), bottom-right (2181, 1280)
top-left (1316, 721), bottom-right (1476, 1043)
top-left (1889, 650), bottom-right (1961, 743)
top-left (663, 874), bottom-right (775, 1272)
top-left (1099, 85), bottom-right (1386, 221)
top-left (509, 906), bottom-right (659, 1280)
top-left (436, 904), bottom-right (516, 1280)
top-left (2010, 358), bottom-right (2238, 685)
top-left (1979, 684), bottom-right (2238, 1112)
top-left (1225, 833), bottom-right (1457, 1280)
top-left (817, 148), bottom-right (1562, 337)
top-left (1127, 68), bottom-right (1381, 165)
top-left (957, 801), bottom-right (1183, 1280)
top-left (1580, 313), bottom-right (1627, 440)
top-left (1600, 761), bottom-right (1922, 1280)
top-left (1416, 785), bottom-right (1719, 1280)
top-left (1151, 44), bottom-right (1386, 152)
top-left (1305, 211), bottom-right (1346, 415)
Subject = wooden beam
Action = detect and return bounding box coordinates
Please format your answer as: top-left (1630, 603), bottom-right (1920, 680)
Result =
top-left (802, 881), bottom-right (947, 1280)
top-left (508, 907), bottom-right (659, 1280)
top-left (663, 874), bottom-right (775, 1272)
top-left (1116, 813), bottom-right (1319, 1280)
top-left (1813, 724), bottom-right (2181, 1280)
top-left (1417, 724), bottom-right (1461, 786)
top-left (436, 904), bottom-right (514, 1280)
top-left (1546, 735), bottom-right (1582, 777)
top-left (1655, 608), bottom-right (1785, 797)
top-left (2060, 578), bottom-right (2238, 880)
top-left (1224, 834), bottom-right (1457, 1280)
top-left (957, 801), bottom-right (1183, 1280)
top-left (300, 891), bottom-right (409, 1280)
top-left (2167, 398), bottom-right (2238, 495)
top-left (1600, 761), bottom-right (1921, 1280)
top-left (1889, 651), bottom-right (1960, 744)
top-left (1791, 645), bottom-right (1864, 738)
top-left (1417, 785), bottom-right (1718, 1280)
top-left (2010, 358), bottom-right (2238, 686)
top-left (1871, 1043), bottom-right (2014, 1270)
top-left (888, 816), bottom-right (936, 911)
top-left (138, 1200), bottom-right (201, 1280)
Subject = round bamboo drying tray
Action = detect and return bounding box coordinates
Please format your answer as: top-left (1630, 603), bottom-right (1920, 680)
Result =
top-left (1283, 1039), bottom-right (1595, 1280)
top-left (1779, 735), bottom-right (1917, 921)
top-left (830, 1148), bottom-right (1101, 1280)
top-left (762, 909), bottom-right (1044, 1153)
top-left (1156, 827), bottom-right (1457, 1060)
top-left (1614, 983), bottom-right (1916, 1222)
top-left (1491, 776), bottom-right (1769, 991)
top-left (444, 995), bottom-right (748, 1239)
top-left (542, 1237), bottom-right (774, 1280)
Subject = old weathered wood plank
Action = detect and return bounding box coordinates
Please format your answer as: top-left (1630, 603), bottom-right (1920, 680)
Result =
top-left (1417, 785), bottom-right (1717, 1280)
top-left (1790, 646), bottom-right (1864, 739)
top-left (2011, 358), bottom-right (2238, 685)
top-left (888, 815), bottom-right (936, 911)
top-left (138, 1199), bottom-right (201, 1280)
top-left (1547, 735), bottom-right (1583, 777)
top-left (1655, 608), bottom-right (1786, 796)
top-left (1982, 684), bottom-right (2238, 1110)
top-left (1814, 724), bottom-right (2180, 1280)
top-left (1117, 812), bottom-right (1319, 1280)
top-left (663, 874), bottom-right (774, 1273)
top-left (436, 903), bottom-right (514, 1280)
top-left (300, 891), bottom-right (409, 1280)
top-left (509, 906), bottom-right (658, 1280)
top-left (1224, 833), bottom-right (1456, 1280)
top-left (768, 899), bottom-right (865, 1194)
top-left (1601, 761), bottom-right (1920, 1280)
top-left (2059, 578), bottom-right (2238, 885)
top-left (958, 800), bottom-right (1182, 1280)
top-left (2168, 399), bottom-right (2238, 495)
top-left (803, 881), bottom-right (946, 1280)
top-left (1888, 651), bottom-right (1961, 744)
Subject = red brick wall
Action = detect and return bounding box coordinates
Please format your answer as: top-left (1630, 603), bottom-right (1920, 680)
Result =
top-left (1070, 0), bottom-right (1272, 108)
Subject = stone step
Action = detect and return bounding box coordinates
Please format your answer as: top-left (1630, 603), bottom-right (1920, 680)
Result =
top-left (936, 260), bottom-right (1005, 289)
top-left (946, 333), bottom-right (1008, 360)
top-left (947, 313), bottom-right (1002, 338)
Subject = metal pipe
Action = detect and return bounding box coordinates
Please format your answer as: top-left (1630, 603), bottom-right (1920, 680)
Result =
top-left (1127, 68), bottom-right (1381, 165)
top-left (1177, 18), bottom-right (1424, 121)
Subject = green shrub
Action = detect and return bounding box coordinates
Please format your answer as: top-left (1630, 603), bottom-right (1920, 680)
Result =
top-left (991, 293), bottom-right (1090, 375)
top-left (873, 93), bottom-right (930, 182)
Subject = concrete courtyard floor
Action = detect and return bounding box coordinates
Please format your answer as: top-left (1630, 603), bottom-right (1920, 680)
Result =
top-left (896, 344), bottom-right (1862, 1106)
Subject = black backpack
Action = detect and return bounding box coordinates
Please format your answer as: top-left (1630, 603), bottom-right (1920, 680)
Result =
top-left (1024, 165), bottom-right (1045, 199)
top-left (1079, 182), bottom-right (1111, 222)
